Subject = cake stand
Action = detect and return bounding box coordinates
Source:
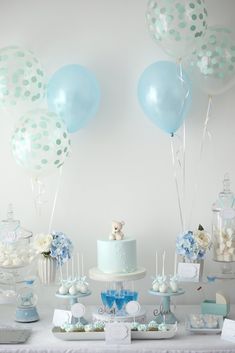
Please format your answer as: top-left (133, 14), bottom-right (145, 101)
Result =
top-left (55, 291), bottom-right (91, 325)
top-left (148, 288), bottom-right (185, 324)
top-left (89, 267), bottom-right (146, 322)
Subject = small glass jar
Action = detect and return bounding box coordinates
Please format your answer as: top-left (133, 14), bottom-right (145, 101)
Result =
top-left (212, 174), bottom-right (235, 267)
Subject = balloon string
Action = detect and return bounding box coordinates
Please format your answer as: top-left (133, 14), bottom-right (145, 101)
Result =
top-left (176, 59), bottom-right (186, 233)
top-left (170, 136), bottom-right (184, 233)
top-left (30, 177), bottom-right (46, 216)
top-left (48, 167), bottom-right (63, 234)
top-left (188, 95), bottom-right (213, 229)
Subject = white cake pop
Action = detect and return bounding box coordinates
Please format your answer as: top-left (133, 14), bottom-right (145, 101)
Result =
top-left (79, 283), bottom-right (89, 294)
top-left (152, 282), bottom-right (159, 292)
top-left (159, 282), bottom-right (168, 293)
top-left (69, 285), bottom-right (77, 295)
top-left (59, 285), bottom-right (68, 295)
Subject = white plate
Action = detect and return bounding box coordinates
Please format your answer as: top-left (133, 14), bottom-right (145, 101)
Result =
top-left (52, 324), bottom-right (177, 341)
top-left (186, 316), bottom-right (223, 334)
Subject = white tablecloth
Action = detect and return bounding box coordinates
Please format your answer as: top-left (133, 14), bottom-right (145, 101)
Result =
top-left (0, 305), bottom-right (235, 353)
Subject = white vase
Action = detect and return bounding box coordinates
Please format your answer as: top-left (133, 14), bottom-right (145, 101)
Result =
top-left (38, 255), bottom-right (57, 285)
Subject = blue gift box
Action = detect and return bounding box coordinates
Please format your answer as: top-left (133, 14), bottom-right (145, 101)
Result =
top-left (201, 300), bottom-right (230, 317)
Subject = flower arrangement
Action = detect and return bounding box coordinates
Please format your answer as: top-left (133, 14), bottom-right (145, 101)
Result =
top-left (34, 231), bottom-right (73, 266)
top-left (176, 225), bottom-right (211, 261)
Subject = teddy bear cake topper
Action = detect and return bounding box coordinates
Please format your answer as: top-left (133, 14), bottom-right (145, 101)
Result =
top-left (109, 220), bottom-right (125, 240)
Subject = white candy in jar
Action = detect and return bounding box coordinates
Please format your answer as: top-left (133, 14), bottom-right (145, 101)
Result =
top-left (2, 258), bottom-right (12, 267)
top-left (12, 258), bottom-right (23, 266)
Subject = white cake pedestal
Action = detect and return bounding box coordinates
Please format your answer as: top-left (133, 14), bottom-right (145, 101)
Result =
top-left (89, 267), bottom-right (146, 322)
top-left (89, 267), bottom-right (146, 283)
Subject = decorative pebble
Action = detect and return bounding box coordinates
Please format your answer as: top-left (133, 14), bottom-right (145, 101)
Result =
top-left (74, 322), bottom-right (85, 332)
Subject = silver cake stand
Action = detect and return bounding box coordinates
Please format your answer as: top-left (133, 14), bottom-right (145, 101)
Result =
top-left (89, 267), bottom-right (146, 323)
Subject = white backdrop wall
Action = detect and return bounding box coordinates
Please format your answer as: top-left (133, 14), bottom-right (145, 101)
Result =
top-left (0, 0), bottom-right (235, 306)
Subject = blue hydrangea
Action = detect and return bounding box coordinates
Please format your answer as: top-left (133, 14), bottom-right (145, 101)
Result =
top-left (50, 231), bottom-right (73, 266)
top-left (176, 231), bottom-right (206, 261)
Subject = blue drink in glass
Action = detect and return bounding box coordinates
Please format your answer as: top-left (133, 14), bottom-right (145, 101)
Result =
top-left (133, 291), bottom-right (138, 301)
top-left (125, 291), bottom-right (134, 303)
top-left (106, 292), bottom-right (115, 309)
top-left (115, 294), bottom-right (125, 313)
top-left (101, 291), bottom-right (107, 306)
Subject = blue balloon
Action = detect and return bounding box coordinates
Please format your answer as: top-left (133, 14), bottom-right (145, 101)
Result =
top-left (137, 61), bottom-right (192, 135)
top-left (47, 64), bottom-right (100, 133)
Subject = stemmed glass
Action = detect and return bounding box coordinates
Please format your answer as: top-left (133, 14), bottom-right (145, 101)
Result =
top-left (114, 292), bottom-right (125, 315)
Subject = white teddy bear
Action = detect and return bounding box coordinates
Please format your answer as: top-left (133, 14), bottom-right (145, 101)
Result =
top-left (109, 220), bottom-right (125, 240)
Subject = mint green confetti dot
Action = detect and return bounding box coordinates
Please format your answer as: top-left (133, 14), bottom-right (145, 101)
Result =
top-left (56, 122), bottom-right (61, 128)
top-left (26, 61), bottom-right (32, 67)
top-left (24, 91), bottom-right (30, 97)
top-left (33, 143), bottom-right (41, 149)
top-left (199, 13), bottom-right (203, 20)
top-left (23, 80), bottom-right (29, 85)
top-left (179, 22), bottom-right (186, 28)
top-left (54, 160), bottom-right (60, 165)
top-left (64, 147), bottom-right (68, 153)
top-left (57, 150), bottom-right (62, 155)
top-left (202, 44), bottom-right (207, 50)
top-left (31, 76), bottom-right (37, 82)
top-left (63, 132), bottom-right (67, 138)
top-left (189, 3), bottom-right (195, 8)
top-left (43, 145), bottom-right (49, 151)
top-left (56, 139), bottom-right (61, 145)
top-left (17, 51), bottom-right (25, 57)
top-left (192, 14), bottom-right (197, 20)
top-left (39, 121), bottom-right (47, 128)
top-left (191, 25), bottom-right (196, 31)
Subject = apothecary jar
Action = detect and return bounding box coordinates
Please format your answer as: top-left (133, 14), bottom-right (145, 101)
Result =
top-left (212, 174), bottom-right (235, 266)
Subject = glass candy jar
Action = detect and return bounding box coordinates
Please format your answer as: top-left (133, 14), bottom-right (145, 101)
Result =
top-left (212, 175), bottom-right (235, 270)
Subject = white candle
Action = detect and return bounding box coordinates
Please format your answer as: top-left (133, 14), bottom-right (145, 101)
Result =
top-left (66, 261), bottom-right (69, 280)
top-left (162, 251), bottom-right (166, 277)
top-left (174, 253), bottom-right (177, 277)
top-left (77, 252), bottom-right (80, 278)
top-left (59, 262), bottom-right (63, 281)
top-left (155, 250), bottom-right (158, 277)
top-left (81, 253), bottom-right (84, 277)
top-left (72, 256), bottom-right (74, 279)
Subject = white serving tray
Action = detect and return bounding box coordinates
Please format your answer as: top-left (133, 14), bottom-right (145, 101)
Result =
top-left (186, 316), bottom-right (223, 334)
top-left (52, 324), bottom-right (177, 341)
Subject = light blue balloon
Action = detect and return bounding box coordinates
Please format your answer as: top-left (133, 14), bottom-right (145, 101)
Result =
top-left (137, 61), bottom-right (192, 135)
top-left (47, 64), bottom-right (100, 133)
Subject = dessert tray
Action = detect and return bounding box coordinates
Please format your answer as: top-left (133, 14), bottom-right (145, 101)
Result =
top-left (186, 315), bottom-right (223, 334)
top-left (52, 324), bottom-right (177, 341)
top-left (89, 267), bottom-right (146, 282)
